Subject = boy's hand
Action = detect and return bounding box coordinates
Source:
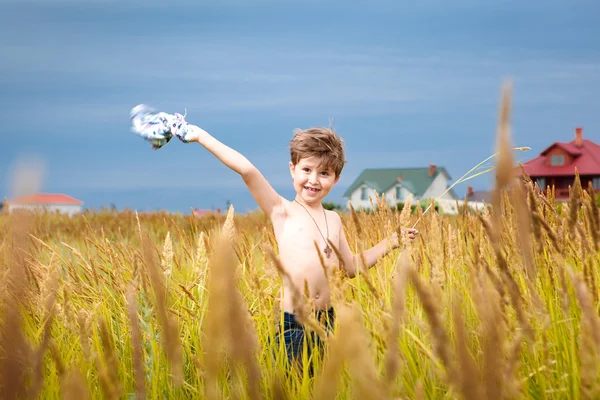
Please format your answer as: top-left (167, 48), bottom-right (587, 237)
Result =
top-left (173, 121), bottom-right (202, 143)
top-left (170, 113), bottom-right (202, 143)
top-left (391, 228), bottom-right (418, 248)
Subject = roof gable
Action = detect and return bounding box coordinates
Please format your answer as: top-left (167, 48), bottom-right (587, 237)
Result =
top-left (9, 193), bottom-right (83, 205)
top-left (467, 191), bottom-right (491, 203)
top-left (523, 139), bottom-right (600, 177)
top-left (397, 180), bottom-right (416, 193)
top-left (343, 167), bottom-right (451, 198)
top-left (540, 142), bottom-right (583, 156)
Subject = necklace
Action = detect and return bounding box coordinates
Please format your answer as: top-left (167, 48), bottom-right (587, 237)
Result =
top-left (294, 200), bottom-right (332, 258)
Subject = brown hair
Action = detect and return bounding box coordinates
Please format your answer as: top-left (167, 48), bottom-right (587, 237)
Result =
top-left (289, 127), bottom-right (346, 177)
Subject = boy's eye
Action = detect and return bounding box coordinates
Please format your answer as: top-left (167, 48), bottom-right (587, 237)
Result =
top-left (302, 168), bottom-right (310, 172)
top-left (321, 171), bottom-right (329, 176)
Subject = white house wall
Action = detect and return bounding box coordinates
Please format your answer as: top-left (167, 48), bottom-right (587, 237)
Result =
top-left (421, 173), bottom-right (454, 200)
top-left (9, 204), bottom-right (82, 216)
top-left (347, 174), bottom-right (456, 210)
top-left (436, 198), bottom-right (488, 215)
top-left (347, 184), bottom-right (413, 210)
top-left (347, 184), bottom-right (377, 209)
top-left (383, 185), bottom-right (411, 204)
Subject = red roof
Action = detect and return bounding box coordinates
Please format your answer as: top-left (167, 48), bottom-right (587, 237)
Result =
top-left (9, 193), bottom-right (83, 205)
top-left (192, 208), bottom-right (221, 217)
top-left (522, 139), bottom-right (600, 177)
top-left (540, 142), bottom-right (582, 156)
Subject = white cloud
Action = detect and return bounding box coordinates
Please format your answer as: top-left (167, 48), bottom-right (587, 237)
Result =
top-left (2, 34), bottom-right (597, 100)
top-left (3, 38), bottom-right (591, 101)
top-left (2, 25), bottom-right (599, 154)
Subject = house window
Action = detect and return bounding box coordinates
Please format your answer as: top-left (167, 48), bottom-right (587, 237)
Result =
top-left (536, 178), bottom-right (546, 190)
top-left (593, 177), bottom-right (600, 189)
top-left (361, 187), bottom-right (368, 200)
top-left (550, 154), bottom-right (564, 166)
top-left (395, 186), bottom-right (402, 201)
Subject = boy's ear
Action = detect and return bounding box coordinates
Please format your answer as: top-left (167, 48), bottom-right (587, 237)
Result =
top-left (289, 161), bottom-right (295, 177)
top-left (334, 174), bottom-right (341, 184)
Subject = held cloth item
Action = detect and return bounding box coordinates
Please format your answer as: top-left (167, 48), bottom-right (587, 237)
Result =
top-left (130, 104), bottom-right (191, 149)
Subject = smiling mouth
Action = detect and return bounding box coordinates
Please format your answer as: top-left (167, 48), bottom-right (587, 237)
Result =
top-left (304, 186), bottom-right (321, 193)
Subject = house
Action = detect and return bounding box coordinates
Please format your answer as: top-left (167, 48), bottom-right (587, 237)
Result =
top-left (7, 193), bottom-right (84, 216)
top-left (192, 208), bottom-right (221, 217)
top-left (521, 127), bottom-right (600, 200)
top-left (343, 164), bottom-right (458, 210)
top-left (465, 186), bottom-right (491, 203)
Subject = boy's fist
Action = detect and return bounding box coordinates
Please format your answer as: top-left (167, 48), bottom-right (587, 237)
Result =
top-left (391, 228), bottom-right (418, 248)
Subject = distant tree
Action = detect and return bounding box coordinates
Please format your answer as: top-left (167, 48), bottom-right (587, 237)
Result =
top-left (323, 201), bottom-right (343, 211)
top-left (395, 200), bottom-right (439, 214)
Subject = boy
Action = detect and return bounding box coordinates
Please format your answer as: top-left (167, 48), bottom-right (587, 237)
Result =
top-left (130, 105), bottom-right (418, 368)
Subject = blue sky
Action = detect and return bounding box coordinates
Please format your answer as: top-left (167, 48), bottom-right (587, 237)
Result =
top-left (2, 0), bottom-right (599, 213)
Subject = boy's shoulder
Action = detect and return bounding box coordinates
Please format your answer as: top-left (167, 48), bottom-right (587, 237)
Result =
top-left (325, 208), bottom-right (342, 225)
top-left (324, 208), bottom-right (341, 218)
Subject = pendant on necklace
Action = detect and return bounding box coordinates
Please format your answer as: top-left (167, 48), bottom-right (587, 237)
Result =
top-left (324, 245), bottom-right (332, 258)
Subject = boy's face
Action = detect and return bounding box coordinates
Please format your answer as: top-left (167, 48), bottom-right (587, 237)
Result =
top-left (289, 156), bottom-right (340, 205)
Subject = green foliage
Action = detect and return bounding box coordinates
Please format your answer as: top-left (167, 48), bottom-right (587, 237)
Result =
top-left (395, 200), bottom-right (439, 214)
top-left (322, 201), bottom-right (343, 211)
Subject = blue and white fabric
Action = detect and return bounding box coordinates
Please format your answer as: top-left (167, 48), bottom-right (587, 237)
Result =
top-left (130, 104), bottom-right (190, 149)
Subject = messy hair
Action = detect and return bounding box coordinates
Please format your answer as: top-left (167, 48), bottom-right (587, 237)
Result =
top-left (289, 127), bottom-right (346, 177)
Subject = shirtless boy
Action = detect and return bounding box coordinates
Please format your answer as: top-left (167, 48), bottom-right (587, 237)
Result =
top-left (130, 105), bottom-right (418, 368)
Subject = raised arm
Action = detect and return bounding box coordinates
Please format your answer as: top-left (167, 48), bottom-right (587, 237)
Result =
top-left (337, 228), bottom-right (395, 278)
top-left (187, 125), bottom-right (283, 218)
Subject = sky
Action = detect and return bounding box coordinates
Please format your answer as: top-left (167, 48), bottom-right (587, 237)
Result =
top-left (2, 0), bottom-right (599, 213)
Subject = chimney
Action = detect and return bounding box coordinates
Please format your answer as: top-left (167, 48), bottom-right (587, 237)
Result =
top-left (575, 127), bottom-right (583, 147)
top-left (428, 164), bottom-right (437, 177)
top-left (467, 186), bottom-right (473, 197)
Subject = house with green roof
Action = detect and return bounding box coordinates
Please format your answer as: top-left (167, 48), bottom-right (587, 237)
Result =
top-left (343, 164), bottom-right (458, 209)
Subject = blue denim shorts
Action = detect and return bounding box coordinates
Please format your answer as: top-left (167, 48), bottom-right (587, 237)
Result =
top-left (273, 308), bottom-right (335, 375)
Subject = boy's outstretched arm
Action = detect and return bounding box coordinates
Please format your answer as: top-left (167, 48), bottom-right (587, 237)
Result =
top-left (336, 222), bottom-right (417, 278)
top-left (186, 126), bottom-right (283, 217)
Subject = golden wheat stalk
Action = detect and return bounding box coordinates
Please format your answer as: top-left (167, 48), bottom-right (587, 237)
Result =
top-left (141, 231), bottom-right (183, 387)
top-left (383, 251), bottom-right (410, 394)
top-left (203, 219), bottom-right (261, 400)
top-left (126, 285), bottom-right (146, 400)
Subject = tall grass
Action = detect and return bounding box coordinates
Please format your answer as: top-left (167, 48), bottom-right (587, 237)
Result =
top-left (2, 85), bottom-right (600, 399)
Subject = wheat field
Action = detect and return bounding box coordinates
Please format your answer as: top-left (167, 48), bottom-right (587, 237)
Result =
top-left (2, 85), bottom-right (600, 399)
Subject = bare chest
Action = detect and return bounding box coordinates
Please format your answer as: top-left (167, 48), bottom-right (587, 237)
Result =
top-left (278, 212), bottom-right (340, 251)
